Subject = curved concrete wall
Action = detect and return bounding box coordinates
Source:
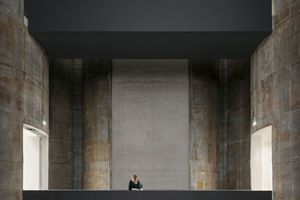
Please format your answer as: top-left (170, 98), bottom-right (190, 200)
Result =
top-left (0, 11), bottom-right (24, 200)
top-left (251, 0), bottom-right (300, 199)
top-left (0, 0), bottom-right (49, 199)
top-left (217, 60), bottom-right (251, 190)
top-left (23, 32), bottom-right (49, 133)
top-left (190, 60), bottom-right (218, 189)
top-left (226, 61), bottom-right (250, 189)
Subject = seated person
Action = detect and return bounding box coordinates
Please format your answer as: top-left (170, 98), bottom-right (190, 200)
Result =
top-left (128, 175), bottom-right (143, 190)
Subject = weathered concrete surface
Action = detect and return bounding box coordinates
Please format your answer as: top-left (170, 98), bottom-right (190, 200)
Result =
top-left (49, 59), bottom-right (111, 190)
top-left (82, 60), bottom-right (111, 189)
top-left (190, 60), bottom-right (218, 190)
top-left (216, 60), bottom-right (229, 189)
top-left (23, 31), bottom-right (49, 134)
top-left (225, 60), bottom-right (250, 189)
top-left (217, 60), bottom-right (251, 190)
top-left (112, 59), bottom-right (189, 190)
top-left (0, 13), bottom-right (24, 200)
top-left (0, 0), bottom-right (23, 21)
top-left (251, 0), bottom-right (300, 199)
top-left (49, 59), bottom-right (83, 189)
top-left (0, 1), bottom-right (49, 199)
top-left (71, 60), bottom-right (83, 189)
top-left (49, 59), bottom-right (73, 189)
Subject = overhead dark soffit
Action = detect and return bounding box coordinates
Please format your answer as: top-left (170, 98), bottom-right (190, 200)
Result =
top-left (25, 0), bottom-right (272, 58)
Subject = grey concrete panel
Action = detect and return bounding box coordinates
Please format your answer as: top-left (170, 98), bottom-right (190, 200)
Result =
top-left (112, 59), bottom-right (189, 190)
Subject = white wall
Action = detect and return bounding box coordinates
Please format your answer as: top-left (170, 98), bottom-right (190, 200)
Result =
top-left (251, 126), bottom-right (272, 190)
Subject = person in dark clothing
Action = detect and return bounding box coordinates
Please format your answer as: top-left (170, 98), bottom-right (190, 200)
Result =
top-left (128, 175), bottom-right (143, 190)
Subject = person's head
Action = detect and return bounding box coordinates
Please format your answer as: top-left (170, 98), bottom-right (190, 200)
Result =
top-left (132, 175), bottom-right (138, 183)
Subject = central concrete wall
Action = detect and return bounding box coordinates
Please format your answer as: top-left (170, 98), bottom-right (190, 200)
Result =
top-left (112, 59), bottom-right (189, 190)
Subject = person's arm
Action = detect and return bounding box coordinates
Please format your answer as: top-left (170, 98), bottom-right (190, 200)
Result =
top-left (128, 181), bottom-right (132, 190)
top-left (138, 181), bottom-right (143, 190)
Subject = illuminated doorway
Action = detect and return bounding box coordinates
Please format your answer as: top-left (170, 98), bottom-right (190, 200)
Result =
top-left (23, 124), bottom-right (48, 190)
top-left (251, 126), bottom-right (272, 190)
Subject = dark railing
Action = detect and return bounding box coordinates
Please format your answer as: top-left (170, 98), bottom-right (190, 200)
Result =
top-left (23, 190), bottom-right (272, 200)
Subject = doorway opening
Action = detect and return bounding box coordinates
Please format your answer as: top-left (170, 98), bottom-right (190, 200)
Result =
top-left (251, 125), bottom-right (273, 190)
top-left (23, 124), bottom-right (48, 190)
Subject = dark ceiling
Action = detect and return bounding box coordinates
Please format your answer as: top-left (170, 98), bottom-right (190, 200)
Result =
top-left (24, 0), bottom-right (272, 58)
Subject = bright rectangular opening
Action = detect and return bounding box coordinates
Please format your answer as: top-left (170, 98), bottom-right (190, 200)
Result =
top-left (23, 124), bottom-right (48, 190)
top-left (251, 125), bottom-right (272, 190)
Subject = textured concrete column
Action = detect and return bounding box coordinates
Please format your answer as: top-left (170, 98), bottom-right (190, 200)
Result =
top-left (225, 60), bottom-right (250, 189)
top-left (49, 59), bottom-right (72, 189)
top-left (49, 59), bottom-right (83, 189)
top-left (251, 1), bottom-right (300, 199)
top-left (49, 59), bottom-right (81, 188)
top-left (190, 60), bottom-right (218, 189)
top-left (72, 60), bottom-right (83, 189)
top-left (0, 1), bottom-right (23, 200)
top-left (83, 60), bottom-right (111, 189)
top-left (216, 60), bottom-right (229, 189)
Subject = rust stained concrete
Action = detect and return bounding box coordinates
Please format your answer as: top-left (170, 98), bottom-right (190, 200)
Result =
top-left (190, 59), bottom-right (219, 189)
top-left (49, 59), bottom-right (82, 189)
top-left (251, 0), bottom-right (300, 199)
top-left (82, 60), bottom-right (111, 189)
